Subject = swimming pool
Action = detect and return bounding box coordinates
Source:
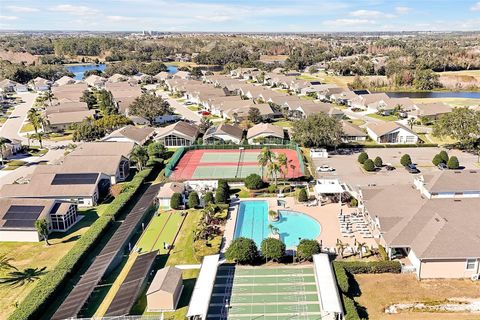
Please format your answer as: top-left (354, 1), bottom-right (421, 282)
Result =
top-left (234, 200), bottom-right (321, 248)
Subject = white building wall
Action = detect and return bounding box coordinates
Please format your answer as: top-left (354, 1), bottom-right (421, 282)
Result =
top-left (0, 230), bottom-right (40, 242)
top-left (407, 249), bottom-right (421, 278)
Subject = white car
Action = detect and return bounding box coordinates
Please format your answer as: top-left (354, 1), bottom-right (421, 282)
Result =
top-left (316, 165), bottom-right (335, 172)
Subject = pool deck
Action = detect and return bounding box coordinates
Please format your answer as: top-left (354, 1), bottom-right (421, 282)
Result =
top-left (223, 197), bottom-right (378, 254)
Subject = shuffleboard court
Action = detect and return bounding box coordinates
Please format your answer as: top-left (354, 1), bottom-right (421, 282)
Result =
top-left (170, 148), bottom-right (304, 180)
top-left (207, 266), bottom-right (322, 319)
top-left (135, 212), bottom-right (185, 254)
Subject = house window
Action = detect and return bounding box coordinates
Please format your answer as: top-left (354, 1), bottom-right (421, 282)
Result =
top-left (466, 259), bottom-right (476, 270)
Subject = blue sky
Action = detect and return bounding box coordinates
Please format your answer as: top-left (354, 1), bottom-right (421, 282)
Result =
top-left (1, 0), bottom-right (480, 32)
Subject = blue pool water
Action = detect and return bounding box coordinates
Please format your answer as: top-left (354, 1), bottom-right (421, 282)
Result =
top-left (65, 64), bottom-right (178, 80)
top-left (234, 201), bottom-right (321, 248)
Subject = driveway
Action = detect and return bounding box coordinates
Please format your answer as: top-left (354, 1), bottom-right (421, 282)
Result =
top-left (342, 108), bottom-right (385, 126)
top-left (157, 91), bottom-right (201, 124)
top-left (0, 92), bottom-right (37, 142)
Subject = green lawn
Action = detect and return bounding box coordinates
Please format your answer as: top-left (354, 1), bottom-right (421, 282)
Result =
top-left (349, 119), bottom-right (366, 126)
top-left (297, 74), bottom-right (320, 81)
top-left (20, 122), bottom-right (35, 133)
top-left (300, 95), bottom-right (315, 100)
top-left (272, 120), bottom-right (294, 128)
top-left (187, 105), bottom-right (201, 111)
top-left (366, 113), bottom-right (399, 121)
top-left (1, 160), bottom-right (27, 171)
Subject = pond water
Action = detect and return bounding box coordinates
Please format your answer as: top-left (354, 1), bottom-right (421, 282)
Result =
top-left (65, 64), bottom-right (178, 80)
top-left (386, 91), bottom-right (480, 99)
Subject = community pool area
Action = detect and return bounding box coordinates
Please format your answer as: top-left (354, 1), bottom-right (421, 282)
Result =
top-left (234, 200), bottom-right (321, 248)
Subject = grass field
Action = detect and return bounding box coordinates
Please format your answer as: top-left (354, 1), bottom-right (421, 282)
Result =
top-left (20, 122), bottom-right (35, 133)
top-left (366, 113), bottom-right (399, 121)
top-left (412, 97), bottom-right (480, 107)
top-left (348, 119), bottom-right (366, 126)
top-left (272, 120), bottom-right (294, 128)
top-left (355, 273), bottom-right (480, 320)
top-left (0, 208), bottom-right (103, 319)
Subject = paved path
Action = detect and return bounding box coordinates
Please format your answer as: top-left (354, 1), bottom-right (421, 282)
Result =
top-left (174, 264), bottom-right (201, 269)
top-left (342, 108), bottom-right (384, 126)
top-left (0, 92), bottom-right (37, 142)
top-left (157, 91), bottom-right (202, 123)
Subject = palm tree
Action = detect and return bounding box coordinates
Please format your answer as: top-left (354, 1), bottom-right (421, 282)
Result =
top-left (277, 153), bottom-right (288, 184)
top-left (267, 162), bottom-right (281, 185)
top-left (0, 267), bottom-right (47, 287)
top-left (355, 239), bottom-right (368, 258)
top-left (130, 145), bottom-right (149, 171)
top-left (0, 254), bottom-right (16, 272)
top-left (257, 147), bottom-right (276, 178)
top-left (35, 132), bottom-right (45, 149)
top-left (336, 239), bottom-right (347, 258)
top-left (35, 218), bottom-right (50, 246)
top-left (0, 138), bottom-right (6, 166)
top-left (43, 91), bottom-right (55, 107)
top-left (407, 118), bottom-right (416, 130)
top-left (27, 108), bottom-right (47, 147)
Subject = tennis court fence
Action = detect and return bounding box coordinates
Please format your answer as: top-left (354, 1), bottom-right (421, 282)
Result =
top-left (165, 143), bottom-right (306, 177)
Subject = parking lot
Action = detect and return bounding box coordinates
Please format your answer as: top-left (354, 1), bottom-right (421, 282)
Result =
top-left (312, 147), bottom-right (479, 188)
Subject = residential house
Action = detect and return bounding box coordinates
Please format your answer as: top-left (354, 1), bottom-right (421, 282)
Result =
top-left (341, 121), bottom-right (367, 142)
top-left (172, 71), bottom-right (190, 80)
top-left (102, 125), bottom-right (155, 145)
top-left (223, 103), bottom-right (275, 121)
top-left (0, 79), bottom-right (27, 93)
top-left (54, 76), bottom-right (76, 86)
top-left (105, 82), bottom-right (143, 114)
top-left (31, 77), bottom-right (51, 91)
top-left (157, 182), bottom-right (186, 209)
top-left (292, 102), bottom-right (343, 119)
top-left (154, 71), bottom-right (171, 83)
top-left (203, 123), bottom-right (244, 144)
top-left (52, 83), bottom-right (89, 102)
top-left (359, 180), bottom-right (480, 279)
top-left (0, 198), bottom-right (78, 242)
top-left (366, 122), bottom-right (419, 144)
top-left (69, 141), bottom-right (135, 159)
top-left (0, 138), bottom-right (22, 161)
top-left (155, 121), bottom-right (199, 147)
top-left (330, 90), bottom-right (358, 105)
top-left (369, 97), bottom-right (416, 115)
top-left (46, 109), bottom-right (96, 131)
top-left (108, 73), bottom-right (127, 83)
top-left (247, 123), bottom-right (285, 144)
top-left (350, 93), bottom-right (390, 110)
top-left (409, 102), bottom-right (454, 121)
top-left (84, 74), bottom-right (106, 88)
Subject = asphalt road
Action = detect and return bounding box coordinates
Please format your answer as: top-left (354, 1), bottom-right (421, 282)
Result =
top-left (157, 91), bottom-right (202, 123)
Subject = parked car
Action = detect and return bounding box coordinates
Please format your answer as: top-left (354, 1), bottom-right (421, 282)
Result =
top-left (385, 163), bottom-right (396, 171)
top-left (405, 164), bottom-right (420, 174)
top-left (437, 163), bottom-right (448, 170)
top-left (185, 101), bottom-right (194, 105)
top-left (317, 165), bottom-right (335, 172)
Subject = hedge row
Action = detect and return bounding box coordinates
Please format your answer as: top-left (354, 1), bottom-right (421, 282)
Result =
top-left (334, 263), bottom-right (350, 294)
top-left (361, 143), bottom-right (438, 148)
top-left (9, 167), bottom-right (153, 320)
top-left (334, 260), bottom-right (401, 274)
top-left (342, 293), bottom-right (362, 320)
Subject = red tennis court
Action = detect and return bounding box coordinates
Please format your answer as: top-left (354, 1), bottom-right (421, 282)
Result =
top-left (170, 149), bottom-right (304, 181)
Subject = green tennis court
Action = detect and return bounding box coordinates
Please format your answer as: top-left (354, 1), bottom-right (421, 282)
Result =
top-left (135, 212), bottom-right (185, 254)
top-left (192, 166), bottom-right (262, 179)
top-left (200, 151), bottom-right (262, 163)
top-left (208, 266), bottom-right (322, 319)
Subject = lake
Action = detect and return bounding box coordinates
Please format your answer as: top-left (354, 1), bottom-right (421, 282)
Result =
top-left (386, 91), bottom-right (480, 99)
top-left (65, 64), bottom-right (178, 80)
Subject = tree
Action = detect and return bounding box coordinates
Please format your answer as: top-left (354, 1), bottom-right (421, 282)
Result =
top-left (267, 161), bottom-right (281, 185)
top-left (129, 93), bottom-right (172, 125)
top-left (0, 267), bottom-right (47, 287)
top-left (433, 108), bottom-right (480, 148)
top-left (198, 117), bottom-right (213, 134)
top-left (42, 91), bottom-right (56, 107)
top-left (130, 145), bottom-right (149, 170)
top-left (225, 237), bottom-right (258, 264)
top-left (34, 218), bottom-right (50, 246)
top-left (447, 156), bottom-right (459, 169)
top-left (363, 159), bottom-right (375, 172)
top-left (373, 156), bottom-right (383, 167)
top-left (297, 239), bottom-right (320, 262)
top-left (140, 61), bottom-right (168, 75)
top-left (95, 89), bottom-right (117, 115)
top-left (83, 69), bottom-right (103, 77)
top-left (298, 188), bottom-right (308, 202)
top-left (336, 239), bottom-right (347, 258)
top-left (72, 119), bottom-right (106, 142)
top-left (0, 254), bottom-right (16, 272)
top-left (413, 69), bottom-right (441, 90)
top-left (0, 138), bottom-right (6, 166)
top-left (203, 192), bottom-right (214, 205)
top-left (244, 173), bottom-right (264, 190)
top-left (257, 147), bottom-right (276, 178)
top-left (95, 114), bottom-right (132, 131)
top-left (439, 150), bottom-right (449, 163)
top-left (292, 113), bottom-right (343, 148)
top-left (277, 153), bottom-right (288, 183)
top-left (400, 154), bottom-right (412, 166)
top-left (357, 152), bottom-right (368, 164)
top-left (407, 118), bottom-right (416, 130)
top-left (170, 193), bottom-right (183, 210)
top-left (248, 107), bottom-right (262, 124)
top-left (80, 90), bottom-right (97, 109)
top-left (261, 238), bottom-right (285, 262)
top-left (27, 108), bottom-right (47, 148)
top-left (215, 186), bottom-right (229, 204)
top-left (147, 141), bottom-right (165, 159)
top-left (188, 191), bottom-right (200, 209)
top-left (432, 154), bottom-right (443, 166)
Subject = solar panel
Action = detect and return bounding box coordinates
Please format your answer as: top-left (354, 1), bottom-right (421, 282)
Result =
top-left (4, 205), bottom-right (44, 220)
top-left (51, 173), bottom-right (99, 185)
top-left (52, 184), bottom-right (160, 320)
top-left (3, 219), bottom-right (37, 228)
top-left (50, 202), bottom-right (61, 214)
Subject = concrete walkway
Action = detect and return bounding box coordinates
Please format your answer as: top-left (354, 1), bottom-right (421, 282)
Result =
top-left (174, 264), bottom-right (201, 269)
top-left (0, 92), bottom-right (37, 142)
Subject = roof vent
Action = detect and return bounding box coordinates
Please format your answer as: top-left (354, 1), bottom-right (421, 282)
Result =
top-left (434, 218), bottom-right (440, 222)
top-left (454, 199), bottom-right (461, 202)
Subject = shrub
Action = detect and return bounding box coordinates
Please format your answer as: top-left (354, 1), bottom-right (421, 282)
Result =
top-left (261, 238), bottom-right (285, 262)
top-left (439, 150), bottom-right (449, 163)
top-left (334, 264), bottom-right (350, 294)
top-left (432, 154), bottom-right (443, 166)
top-left (203, 191), bottom-right (214, 205)
top-left (267, 184), bottom-right (277, 193)
top-left (8, 167), bottom-right (152, 320)
top-left (297, 188), bottom-right (308, 202)
top-left (170, 192), bottom-right (183, 210)
top-left (225, 237), bottom-right (258, 264)
top-left (373, 156), bottom-right (383, 167)
top-left (400, 154), bottom-right (412, 166)
top-left (447, 156), bottom-right (459, 169)
top-left (244, 173), bottom-right (264, 190)
top-left (188, 191), bottom-right (200, 208)
top-left (350, 198), bottom-right (358, 207)
top-left (334, 260), bottom-right (402, 274)
top-left (363, 159), bottom-right (375, 172)
top-left (378, 245), bottom-right (389, 261)
top-left (342, 293), bottom-right (362, 320)
top-left (357, 152), bottom-right (368, 164)
top-left (297, 239), bottom-right (321, 261)
top-left (215, 186), bottom-right (229, 204)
